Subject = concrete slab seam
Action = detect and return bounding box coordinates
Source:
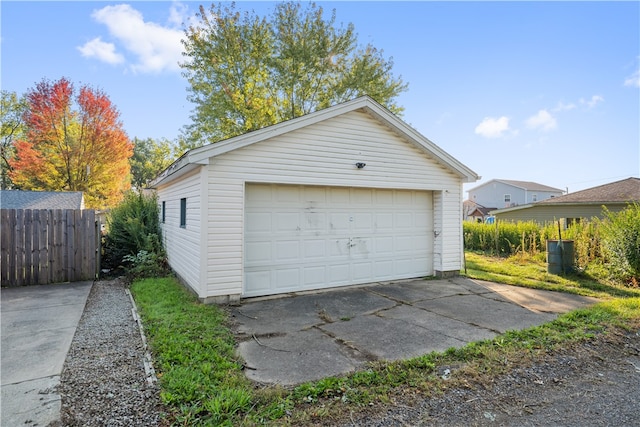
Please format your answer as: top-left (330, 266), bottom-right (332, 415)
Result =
top-left (125, 289), bottom-right (157, 386)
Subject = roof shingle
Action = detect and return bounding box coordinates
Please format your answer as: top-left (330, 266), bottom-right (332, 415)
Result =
top-left (536, 178), bottom-right (640, 204)
top-left (0, 190), bottom-right (84, 210)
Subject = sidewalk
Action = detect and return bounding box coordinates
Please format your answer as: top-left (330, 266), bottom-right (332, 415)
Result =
top-left (1, 281), bottom-right (93, 426)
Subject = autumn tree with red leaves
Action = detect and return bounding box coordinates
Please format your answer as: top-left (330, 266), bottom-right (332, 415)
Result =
top-left (9, 78), bottom-right (133, 209)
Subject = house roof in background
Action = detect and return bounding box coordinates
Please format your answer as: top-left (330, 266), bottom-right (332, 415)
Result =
top-left (469, 179), bottom-right (564, 193)
top-left (536, 177), bottom-right (640, 205)
top-left (0, 190), bottom-right (84, 209)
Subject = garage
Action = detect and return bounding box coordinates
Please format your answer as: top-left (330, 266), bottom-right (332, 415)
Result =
top-left (244, 184), bottom-right (433, 297)
top-left (153, 96), bottom-right (479, 303)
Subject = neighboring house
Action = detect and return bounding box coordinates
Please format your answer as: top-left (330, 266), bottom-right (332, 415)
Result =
top-left (467, 179), bottom-right (564, 210)
top-left (491, 177), bottom-right (640, 225)
top-left (463, 199), bottom-right (496, 223)
top-left (0, 190), bottom-right (85, 210)
top-left (150, 96), bottom-right (479, 303)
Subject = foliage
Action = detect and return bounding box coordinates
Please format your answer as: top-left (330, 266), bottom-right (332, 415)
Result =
top-left (598, 204), bottom-right (640, 283)
top-left (0, 90), bottom-right (27, 189)
top-left (8, 77), bottom-right (132, 209)
top-left (130, 277), bottom-right (252, 425)
top-left (464, 221), bottom-right (543, 256)
top-left (130, 137), bottom-right (178, 189)
top-left (181, 1), bottom-right (407, 146)
top-left (103, 191), bottom-right (165, 275)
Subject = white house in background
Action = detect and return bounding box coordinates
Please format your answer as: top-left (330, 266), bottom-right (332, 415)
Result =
top-left (467, 179), bottom-right (564, 210)
top-left (150, 96), bottom-right (479, 303)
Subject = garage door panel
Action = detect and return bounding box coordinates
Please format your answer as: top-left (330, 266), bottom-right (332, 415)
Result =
top-left (304, 186), bottom-right (327, 203)
top-left (329, 213), bottom-right (350, 231)
top-left (275, 213), bottom-right (299, 232)
top-left (275, 268), bottom-right (299, 289)
top-left (353, 213), bottom-right (373, 231)
top-left (246, 212), bottom-right (272, 232)
top-left (329, 264), bottom-right (350, 284)
top-left (352, 188), bottom-right (373, 205)
top-left (274, 240), bottom-right (300, 261)
top-left (395, 212), bottom-right (413, 228)
top-left (276, 185), bottom-right (300, 202)
top-left (330, 187), bottom-right (350, 203)
top-left (374, 236), bottom-right (394, 255)
top-left (303, 266), bottom-right (326, 286)
top-left (246, 241), bottom-right (271, 263)
top-left (303, 239), bottom-right (326, 258)
top-left (303, 212), bottom-right (326, 230)
top-left (374, 212), bottom-right (394, 231)
top-left (352, 262), bottom-right (373, 281)
top-left (329, 239), bottom-right (350, 257)
top-left (244, 184), bottom-right (433, 297)
top-left (246, 270), bottom-right (271, 292)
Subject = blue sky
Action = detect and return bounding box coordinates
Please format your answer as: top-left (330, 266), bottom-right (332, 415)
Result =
top-left (2, 1), bottom-right (639, 196)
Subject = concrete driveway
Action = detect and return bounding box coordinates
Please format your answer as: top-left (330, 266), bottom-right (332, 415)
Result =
top-left (1, 282), bottom-right (93, 427)
top-left (231, 277), bottom-right (599, 385)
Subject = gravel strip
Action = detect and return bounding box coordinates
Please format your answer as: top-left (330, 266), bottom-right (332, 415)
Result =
top-left (56, 279), bottom-right (166, 426)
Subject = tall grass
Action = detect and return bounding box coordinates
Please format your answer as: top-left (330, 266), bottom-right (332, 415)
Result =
top-left (465, 204), bottom-right (640, 285)
top-left (464, 221), bottom-right (543, 256)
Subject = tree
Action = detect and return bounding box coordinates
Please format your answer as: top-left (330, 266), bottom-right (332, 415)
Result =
top-left (181, 1), bottom-right (407, 146)
top-left (130, 137), bottom-right (178, 189)
top-left (0, 91), bottom-right (27, 189)
top-left (9, 78), bottom-right (133, 209)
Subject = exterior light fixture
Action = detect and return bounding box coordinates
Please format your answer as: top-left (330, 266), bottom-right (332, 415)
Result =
top-left (355, 162), bottom-right (366, 169)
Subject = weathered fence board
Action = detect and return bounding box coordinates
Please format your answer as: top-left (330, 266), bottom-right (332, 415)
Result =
top-left (0, 209), bottom-right (100, 287)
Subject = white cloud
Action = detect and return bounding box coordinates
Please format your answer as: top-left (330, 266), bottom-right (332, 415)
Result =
top-left (474, 116), bottom-right (510, 138)
top-left (77, 37), bottom-right (124, 65)
top-left (624, 69), bottom-right (640, 88)
top-left (552, 101), bottom-right (576, 112)
top-left (87, 3), bottom-right (185, 73)
top-left (580, 95), bottom-right (604, 109)
top-left (526, 109), bottom-right (557, 132)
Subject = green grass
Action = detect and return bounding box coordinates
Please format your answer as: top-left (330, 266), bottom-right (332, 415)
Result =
top-left (464, 251), bottom-right (640, 299)
top-left (131, 256), bottom-right (640, 425)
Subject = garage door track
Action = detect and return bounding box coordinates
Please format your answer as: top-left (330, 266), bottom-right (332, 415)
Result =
top-left (230, 277), bottom-right (599, 385)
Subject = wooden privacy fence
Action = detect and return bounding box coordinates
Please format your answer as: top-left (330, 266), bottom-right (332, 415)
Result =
top-left (1, 209), bottom-right (100, 287)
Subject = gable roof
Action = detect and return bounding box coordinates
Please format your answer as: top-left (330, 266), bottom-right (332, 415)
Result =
top-left (0, 190), bottom-right (84, 210)
top-left (151, 96), bottom-right (480, 187)
top-left (469, 179), bottom-right (563, 193)
top-left (536, 177), bottom-right (640, 205)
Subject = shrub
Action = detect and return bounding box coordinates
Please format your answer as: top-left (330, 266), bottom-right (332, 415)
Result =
top-left (598, 203), bottom-right (640, 283)
top-left (102, 191), bottom-right (166, 277)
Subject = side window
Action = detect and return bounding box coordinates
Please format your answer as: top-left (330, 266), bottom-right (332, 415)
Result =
top-left (504, 194), bottom-right (511, 203)
top-left (532, 194), bottom-right (537, 202)
top-left (162, 201), bottom-right (166, 223)
top-left (180, 198), bottom-right (186, 228)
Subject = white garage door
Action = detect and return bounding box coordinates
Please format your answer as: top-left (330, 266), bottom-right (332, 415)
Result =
top-left (244, 184), bottom-right (433, 297)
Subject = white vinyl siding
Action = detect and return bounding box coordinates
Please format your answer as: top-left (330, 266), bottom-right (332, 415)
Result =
top-left (157, 168), bottom-right (203, 295)
top-left (202, 110), bottom-right (462, 297)
top-left (469, 181), bottom-right (563, 208)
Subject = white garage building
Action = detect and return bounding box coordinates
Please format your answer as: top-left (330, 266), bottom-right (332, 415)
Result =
top-left (151, 97), bottom-right (479, 303)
